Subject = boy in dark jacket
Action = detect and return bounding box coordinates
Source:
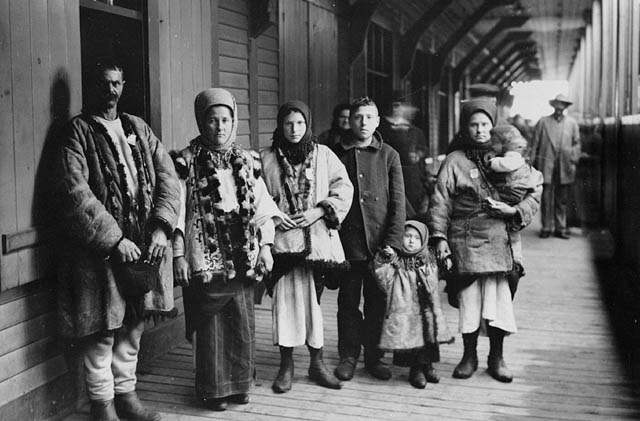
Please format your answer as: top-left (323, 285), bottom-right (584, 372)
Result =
top-left (331, 97), bottom-right (406, 381)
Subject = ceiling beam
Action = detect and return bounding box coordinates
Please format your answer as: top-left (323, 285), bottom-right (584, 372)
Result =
top-left (495, 55), bottom-right (536, 86)
top-left (399, 0), bottom-right (452, 79)
top-left (489, 47), bottom-right (537, 84)
top-left (452, 15), bottom-right (529, 84)
top-left (475, 39), bottom-right (535, 82)
top-left (431, 0), bottom-right (516, 82)
top-left (435, 0), bottom-right (515, 64)
top-left (469, 31), bottom-right (531, 80)
top-left (347, 0), bottom-right (382, 63)
top-left (504, 66), bottom-right (528, 86)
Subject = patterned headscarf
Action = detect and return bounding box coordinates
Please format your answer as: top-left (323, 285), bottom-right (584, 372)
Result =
top-left (194, 88), bottom-right (238, 150)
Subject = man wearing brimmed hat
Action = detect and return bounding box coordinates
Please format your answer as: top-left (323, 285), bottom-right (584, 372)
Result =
top-left (531, 94), bottom-right (581, 239)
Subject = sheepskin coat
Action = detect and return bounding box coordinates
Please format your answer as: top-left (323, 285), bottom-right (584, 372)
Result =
top-left (55, 113), bottom-right (180, 338)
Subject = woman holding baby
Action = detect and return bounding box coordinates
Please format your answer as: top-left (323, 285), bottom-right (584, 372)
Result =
top-left (428, 98), bottom-right (542, 383)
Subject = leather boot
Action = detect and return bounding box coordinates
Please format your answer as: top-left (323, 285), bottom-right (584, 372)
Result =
top-left (334, 356), bottom-right (357, 381)
top-left (308, 345), bottom-right (342, 389)
top-left (90, 399), bottom-right (119, 421)
top-left (487, 327), bottom-right (513, 383)
top-left (114, 391), bottom-right (161, 421)
top-left (272, 346), bottom-right (294, 393)
top-left (423, 363), bottom-right (440, 384)
top-left (452, 330), bottom-right (479, 379)
top-left (408, 365), bottom-right (427, 389)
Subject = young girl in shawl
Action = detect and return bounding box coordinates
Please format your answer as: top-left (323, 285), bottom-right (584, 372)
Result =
top-left (260, 101), bottom-right (354, 393)
top-left (373, 220), bottom-right (452, 389)
top-left (172, 88), bottom-right (281, 411)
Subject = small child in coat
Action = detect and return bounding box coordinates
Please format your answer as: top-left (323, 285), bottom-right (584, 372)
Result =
top-left (373, 220), bottom-right (453, 389)
top-left (484, 125), bottom-right (544, 266)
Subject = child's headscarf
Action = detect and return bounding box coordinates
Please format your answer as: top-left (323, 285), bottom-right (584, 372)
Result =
top-left (272, 100), bottom-right (316, 165)
top-left (194, 88), bottom-right (238, 150)
top-left (400, 220), bottom-right (429, 258)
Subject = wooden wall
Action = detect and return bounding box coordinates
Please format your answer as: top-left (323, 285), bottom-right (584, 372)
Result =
top-left (279, 0), bottom-right (338, 135)
top-left (0, 1), bottom-right (83, 419)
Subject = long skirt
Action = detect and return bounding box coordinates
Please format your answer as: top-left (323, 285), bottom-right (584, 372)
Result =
top-left (272, 266), bottom-right (323, 348)
top-left (458, 274), bottom-right (517, 334)
top-left (184, 279), bottom-right (256, 400)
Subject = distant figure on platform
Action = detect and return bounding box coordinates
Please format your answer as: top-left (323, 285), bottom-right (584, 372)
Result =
top-left (372, 220), bottom-right (453, 389)
top-left (331, 97), bottom-right (406, 382)
top-left (55, 60), bottom-right (181, 421)
top-left (531, 94), bottom-right (581, 239)
top-left (429, 98), bottom-right (541, 384)
top-left (317, 103), bottom-right (351, 147)
top-left (378, 101), bottom-right (429, 218)
top-left (172, 88), bottom-right (280, 411)
top-left (260, 100), bottom-right (353, 393)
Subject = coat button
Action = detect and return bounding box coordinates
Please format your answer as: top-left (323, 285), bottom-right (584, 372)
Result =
top-left (481, 183), bottom-right (487, 189)
top-left (360, 197), bottom-right (365, 202)
top-left (374, 197), bottom-right (379, 201)
top-left (359, 173), bottom-right (364, 178)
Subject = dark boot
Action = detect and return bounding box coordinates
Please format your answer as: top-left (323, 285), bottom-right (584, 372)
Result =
top-left (114, 391), bottom-right (161, 421)
top-left (334, 356), bottom-right (357, 381)
top-left (423, 363), bottom-right (440, 384)
top-left (452, 330), bottom-right (479, 379)
top-left (408, 365), bottom-right (427, 389)
top-left (272, 346), bottom-right (294, 393)
top-left (90, 399), bottom-right (119, 421)
top-left (308, 345), bottom-right (343, 389)
top-left (487, 327), bottom-right (513, 383)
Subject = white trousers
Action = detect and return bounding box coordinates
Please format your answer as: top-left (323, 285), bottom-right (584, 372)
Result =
top-left (83, 320), bottom-right (145, 401)
top-left (272, 266), bottom-right (324, 348)
top-left (458, 275), bottom-right (517, 334)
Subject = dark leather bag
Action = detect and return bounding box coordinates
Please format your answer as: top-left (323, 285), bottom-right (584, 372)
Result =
top-left (113, 246), bottom-right (160, 297)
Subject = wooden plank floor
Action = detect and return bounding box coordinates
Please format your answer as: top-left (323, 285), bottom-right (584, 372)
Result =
top-left (65, 221), bottom-right (640, 420)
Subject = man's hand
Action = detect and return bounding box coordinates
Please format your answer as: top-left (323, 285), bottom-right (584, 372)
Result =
top-left (114, 238), bottom-right (141, 263)
top-left (146, 228), bottom-right (168, 265)
top-left (292, 207), bottom-right (325, 228)
top-left (257, 245), bottom-right (274, 274)
top-left (173, 256), bottom-right (190, 287)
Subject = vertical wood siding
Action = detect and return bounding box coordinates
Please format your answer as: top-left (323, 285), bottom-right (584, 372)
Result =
top-left (308, 4), bottom-right (338, 134)
top-left (219, 0), bottom-right (251, 148)
top-left (279, 0), bottom-right (309, 105)
top-left (257, 24), bottom-right (280, 147)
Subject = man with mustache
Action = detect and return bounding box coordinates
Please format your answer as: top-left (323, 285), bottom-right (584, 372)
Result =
top-left (331, 97), bottom-right (406, 382)
top-left (54, 59), bottom-right (180, 421)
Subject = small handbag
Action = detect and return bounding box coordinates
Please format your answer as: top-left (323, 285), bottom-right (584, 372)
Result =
top-left (113, 246), bottom-right (161, 297)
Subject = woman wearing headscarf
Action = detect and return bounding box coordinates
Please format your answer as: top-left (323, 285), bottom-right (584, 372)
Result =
top-left (260, 101), bottom-right (353, 393)
top-left (428, 98), bottom-right (542, 383)
top-left (172, 88), bottom-right (281, 411)
top-left (317, 103), bottom-right (351, 147)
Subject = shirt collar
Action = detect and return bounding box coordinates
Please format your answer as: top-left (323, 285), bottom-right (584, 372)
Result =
top-left (340, 131), bottom-right (383, 150)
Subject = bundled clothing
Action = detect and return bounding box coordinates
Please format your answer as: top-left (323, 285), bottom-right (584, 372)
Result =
top-left (260, 100), bottom-right (354, 348)
top-left (373, 221), bottom-right (452, 367)
top-left (173, 88), bottom-right (280, 401)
